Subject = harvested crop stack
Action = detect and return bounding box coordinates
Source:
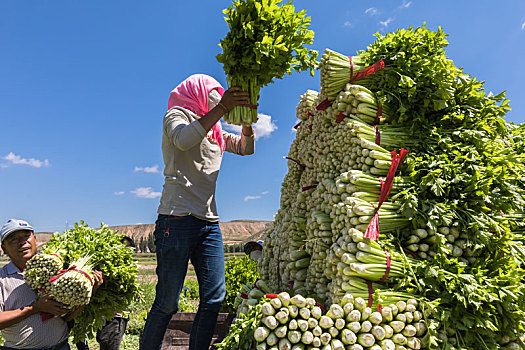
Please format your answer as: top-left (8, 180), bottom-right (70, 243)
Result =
top-left (258, 24), bottom-right (525, 349)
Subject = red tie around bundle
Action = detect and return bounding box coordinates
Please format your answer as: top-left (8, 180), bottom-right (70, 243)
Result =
top-left (336, 112), bottom-right (350, 123)
top-left (316, 59), bottom-right (385, 112)
top-left (380, 250), bottom-right (391, 282)
top-left (402, 246), bottom-right (418, 259)
top-left (316, 300), bottom-right (328, 313)
top-left (316, 99), bottom-right (332, 111)
top-left (242, 103), bottom-right (258, 109)
top-left (302, 185), bottom-right (318, 192)
top-left (351, 60), bottom-right (385, 83)
top-left (283, 157), bottom-right (305, 169)
top-left (49, 265), bottom-right (94, 287)
top-left (373, 106), bottom-right (382, 125)
top-left (374, 126), bottom-right (381, 145)
top-left (366, 280), bottom-right (374, 307)
top-left (349, 56), bottom-right (354, 82)
top-left (364, 149), bottom-right (409, 240)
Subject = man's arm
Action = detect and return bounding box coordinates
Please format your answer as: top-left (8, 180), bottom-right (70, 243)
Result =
top-left (0, 295), bottom-right (67, 330)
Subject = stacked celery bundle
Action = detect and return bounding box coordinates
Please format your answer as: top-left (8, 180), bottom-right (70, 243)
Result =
top-left (25, 251), bottom-right (64, 292)
top-left (258, 24), bottom-right (525, 349)
top-left (219, 285), bottom-right (434, 350)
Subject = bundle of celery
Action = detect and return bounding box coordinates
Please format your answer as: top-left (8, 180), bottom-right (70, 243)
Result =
top-left (39, 222), bottom-right (141, 343)
top-left (217, 0), bottom-right (318, 125)
top-left (48, 255), bottom-right (94, 308)
top-left (25, 251), bottom-right (64, 292)
top-left (296, 90), bottom-right (319, 121)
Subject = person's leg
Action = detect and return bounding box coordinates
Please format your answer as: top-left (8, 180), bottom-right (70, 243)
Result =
top-left (74, 340), bottom-right (88, 350)
top-left (97, 317), bottom-right (127, 350)
top-left (140, 215), bottom-right (202, 350)
top-left (189, 221), bottom-right (226, 350)
top-left (95, 317), bottom-right (107, 345)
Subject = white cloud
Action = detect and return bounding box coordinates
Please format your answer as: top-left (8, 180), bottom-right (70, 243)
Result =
top-left (114, 191), bottom-right (125, 196)
top-left (254, 114), bottom-right (278, 139)
top-left (365, 8), bottom-right (378, 16)
top-left (344, 21), bottom-right (352, 27)
top-left (401, 0), bottom-right (412, 8)
top-left (380, 18), bottom-right (394, 27)
top-left (2, 152), bottom-right (50, 168)
top-left (131, 187), bottom-right (161, 199)
top-left (134, 165), bottom-right (160, 173)
top-left (522, 22), bottom-right (525, 30)
top-left (223, 113), bottom-right (277, 140)
top-left (244, 191), bottom-right (269, 201)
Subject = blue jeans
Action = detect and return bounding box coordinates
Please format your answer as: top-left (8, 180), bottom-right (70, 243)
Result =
top-left (140, 215), bottom-right (226, 350)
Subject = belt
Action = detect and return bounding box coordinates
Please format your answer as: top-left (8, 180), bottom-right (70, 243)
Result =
top-left (0, 338), bottom-right (68, 350)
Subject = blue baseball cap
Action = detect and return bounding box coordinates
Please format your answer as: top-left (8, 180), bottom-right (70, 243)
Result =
top-left (1, 219), bottom-right (34, 243)
top-left (244, 240), bottom-right (264, 255)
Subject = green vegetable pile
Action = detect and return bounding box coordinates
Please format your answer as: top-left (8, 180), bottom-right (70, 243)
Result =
top-left (256, 24), bottom-right (525, 349)
top-left (221, 255), bottom-right (260, 314)
top-left (39, 221), bottom-right (141, 343)
top-left (216, 301), bottom-right (264, 350)
top-left (217, 0), bottom-right (318, 125)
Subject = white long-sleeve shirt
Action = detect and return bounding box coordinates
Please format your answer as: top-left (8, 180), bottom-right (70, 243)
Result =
top-left (157, 106), bottom-right (255, 222)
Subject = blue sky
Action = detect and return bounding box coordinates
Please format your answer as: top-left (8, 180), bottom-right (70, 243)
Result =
top-left (1, 1), bottom-right (524, 232)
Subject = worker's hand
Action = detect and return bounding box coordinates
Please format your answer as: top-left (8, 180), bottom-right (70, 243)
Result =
top-left (32, 295), bottom-right (69, 316)
top-left (92, 270), bottom-right (104, 294)
top-left (219, 87), bottom-right (251, 112)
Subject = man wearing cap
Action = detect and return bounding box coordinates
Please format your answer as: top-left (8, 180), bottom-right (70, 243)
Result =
top-left (243, 240), bottom-right (263, 262)
top-left (0, 219), bottom-right (100, 350)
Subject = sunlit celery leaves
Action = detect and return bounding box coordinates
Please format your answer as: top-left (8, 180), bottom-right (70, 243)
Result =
top-left (350, 24), bottom-right (525, 348)
top-left (217, 0), bottom-right (318, 87)
top-left (42, 221), bottom-right (141, 343)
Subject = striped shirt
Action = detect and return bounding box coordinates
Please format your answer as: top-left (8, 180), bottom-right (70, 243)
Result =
top-left (0, 262), bottom-right (69, 349)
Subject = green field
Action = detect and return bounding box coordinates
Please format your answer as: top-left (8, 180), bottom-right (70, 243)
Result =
top-left (134, 252), bottom-right (244, 282)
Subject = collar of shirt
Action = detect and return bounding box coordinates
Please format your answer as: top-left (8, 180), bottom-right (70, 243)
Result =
top-left (5, 261), bottom-right (23, 276)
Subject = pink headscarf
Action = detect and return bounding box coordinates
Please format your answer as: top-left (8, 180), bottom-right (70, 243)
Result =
top-left (168, 74), bottom-right (225, 152)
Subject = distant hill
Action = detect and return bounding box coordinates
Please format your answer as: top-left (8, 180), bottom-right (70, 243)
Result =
top-left (33, 219), bottom-right (273, 248)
